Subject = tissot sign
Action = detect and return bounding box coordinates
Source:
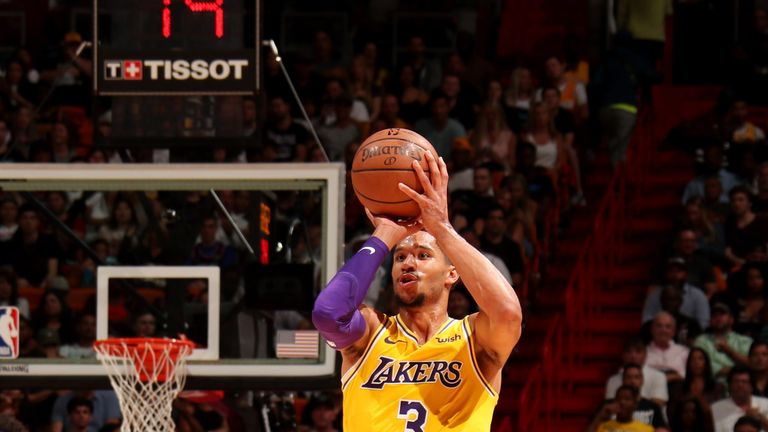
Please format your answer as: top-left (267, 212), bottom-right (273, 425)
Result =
top-left (97, 50), bottom-right (256, 95)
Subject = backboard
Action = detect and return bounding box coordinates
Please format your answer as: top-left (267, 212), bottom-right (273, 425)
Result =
top-left (0, 163), bottom-right (343, 389)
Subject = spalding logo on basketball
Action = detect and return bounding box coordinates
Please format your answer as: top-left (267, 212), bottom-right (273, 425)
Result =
top-left (351, 128), bottom-right (439, 219)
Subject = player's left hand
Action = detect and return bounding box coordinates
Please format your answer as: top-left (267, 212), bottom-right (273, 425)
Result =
top-left (398, 150), bottom-right (450, 234)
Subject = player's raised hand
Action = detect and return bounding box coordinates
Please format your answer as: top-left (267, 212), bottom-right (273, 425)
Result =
top-left (398, 150), bottom-right (450, 234)
top-left (365, 208), bottom-right (422, 249)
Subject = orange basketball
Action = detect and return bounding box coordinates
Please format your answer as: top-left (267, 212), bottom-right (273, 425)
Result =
top-left (351, 128), bottom-right (439, 219)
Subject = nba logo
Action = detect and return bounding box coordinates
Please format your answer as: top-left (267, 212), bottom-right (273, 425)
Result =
top-left (0, 306), bottom-right (19, 359)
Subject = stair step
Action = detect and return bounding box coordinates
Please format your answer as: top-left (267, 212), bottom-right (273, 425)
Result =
top-left (585, 312), bottom-right (642, 334)
top-left (628, 217), bottom-right (675, 232)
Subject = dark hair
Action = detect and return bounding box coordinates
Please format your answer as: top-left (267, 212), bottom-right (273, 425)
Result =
top-left (541, 85), bottom-right (561, 97)
top-left (615, 384), bottom-right (639, 399)
top-left (669, 397), bottom-right (710, 432)
top-left (729, 185), bottom-right (754, 203)
top-left (67, 396), bottom-right (93, 414)
top-left (750, 340), bottom-right (768, 356)
top-left (301, 392), bottom-right (337, 426)
top-left (730, 263), bottom-right (767, 300)
top-left (683, 347), bottom-right (716, 393)
top-left (31, 290), bottom-right (73, 342)
top-left (734, 415), bottom-right (762, 429)
top-left (0, 268), bottom-right (19, 305)
top-left (621, 363), bottom-right (643, 376)
top-left (108, 197), bottom-right (137, 229)
top-left (728, 364), bottom-right (753, 384)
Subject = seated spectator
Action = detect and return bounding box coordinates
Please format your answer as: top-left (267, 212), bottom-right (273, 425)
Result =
top-left (478, 205), bottom-right (524, 287)
top-left (413, 92), bottom-right (467, 161)
top-left (729, 97), bottom-right (765, 145)
top-left (349, 55), bottom-right (381, 122)
top-left (98, 197), bottom-right (140, 259)
top-left (446, 138), bottom-right (475, 193)
top-left (713, 264), bottom-right (768, 339)
top-left (447, 284), bottom-right (479, 320)
top-left (541, 85), bottom-right (584, 205)
top-left (58, 312), bottom-right (95, 359)
top-left (392, 64), bottom-right (429, 126)
top-left (374, 94), bottom-right (409, 130)
top-left (503, 66), bottom-right (534, 133)
top-left (675, 347), bottom-right (726, 406)
top-left (0, 268), bottom-right (29, 318)
top-left (0, 198), bottom-right (18, 243)
top-left (299, 392), bottom-right (340, 432)
top-left (749, 341), bottom-right (768, 397)
top-left (642, 257), bottom-right (711, 330)
top-left (458, 228), bottom-right (513, 285)
top-left (642, 284), bottom-right (703, 345)
top-left (668, 397), bottom-right (715, 432)
top-left (538, 55), bottom-right (588, 121)
top-left (671, 229), bottom-right (717, 296)
top-left (711, 366), bottom-right (768, 432)
top-left (588, 385), bottom-right (653, 432)
top-left (733, 415), bottom-right (763, 432)
top-left (702, 176), bottom-right (730, 224)
top-left (496, 175), bottom-right (539, 259)
top-left (522, 102), bottom-right (565, 185)
top-left (513, 142), bottom-right (556, 206)
top-left (682, 143), bottom-right (743, 206)
top-left (605, 338), bottom-right (668, 407)
top-left (679, 197), bottom-right (727, 260)
top-left (50, 391), bottom-right (120, 432)
top-left (317, 93), bottom-right (361, 162)
top-left (753, 163), bottom-right (768, 214)
top-left (646, 312), bottom-right (689, 383)
top-left (132, 310), bottom-right (157, 338)
top-left (31, 290), bottom-right (74, 344)
top-left (36, 327), bottom-right (62, 359)
top-left (436, 73), bottom-right (478, 129)
top-left (0, 118), bottom-right (22, 162)
top-left (66, 397), bottom-right (93, 432)
top-left (0, 413), bottom-right (28, 432)
top-left (3, 204), bottom-right (61, 289)
top-left (620, 364), bottom-right (670, 430)
top-left (469, 102), bottom-right (515, 168)
top-left (724, 186), bottom-right (768, 269)
top-left (320, 78), bottom-right (369, 127)
top-left (695, 303), bottom-right (753, 379)
top-left (262, 94), bottom-right (311, 163)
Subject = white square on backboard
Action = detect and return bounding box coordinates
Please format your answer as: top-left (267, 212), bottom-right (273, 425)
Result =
top-left (96, 266), bottom-right (220, 361)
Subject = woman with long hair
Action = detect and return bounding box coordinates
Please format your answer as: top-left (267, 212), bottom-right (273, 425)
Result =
top-left (470, 102), bottom-right (516, 168)
top-left (98, 197), bottom-right (141, 257)
top-left (668, 397), bottom-right (715, 432)
top-left (503, 67), bottom-right (535, 133)
top-left (523, 102), bottom-right (565, 184)
top-left (679, 347), bottom-right (724, 404)
top-left (31, 289), bottom-right (74, 344)
top-left (0, 268), bottom-right (29, 318)
top-left (349, 55), bottom-right (381, 122)
top-left (392, 64), bottom-right (429, 125)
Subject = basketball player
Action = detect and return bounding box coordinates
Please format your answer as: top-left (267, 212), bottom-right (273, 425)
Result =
top-left (313, 151), bottom-right (522, 431)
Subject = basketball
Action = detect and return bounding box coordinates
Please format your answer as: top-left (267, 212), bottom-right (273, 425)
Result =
top-left (351, 128), bottom-right (439, 219)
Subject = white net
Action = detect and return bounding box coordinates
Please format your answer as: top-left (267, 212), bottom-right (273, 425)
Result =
top-left (94, 338), bottom-right (194, 432)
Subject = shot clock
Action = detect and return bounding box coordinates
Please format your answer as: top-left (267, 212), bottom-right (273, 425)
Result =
top-left (94, 0), bottom-right (260, 95)
top-left (93, 0), bottom-right (261, 151)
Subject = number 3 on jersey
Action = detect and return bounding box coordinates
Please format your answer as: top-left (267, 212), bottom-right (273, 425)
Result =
top-left (398, 400), bottom-right (427, 432)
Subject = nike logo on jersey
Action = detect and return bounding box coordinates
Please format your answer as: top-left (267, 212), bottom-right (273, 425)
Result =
top-left (360, 246), bottom-right (376, 255)
top-left (384, 337), bottom-right (407, 345)
top-left (361, 356), bottom-right (463, 389)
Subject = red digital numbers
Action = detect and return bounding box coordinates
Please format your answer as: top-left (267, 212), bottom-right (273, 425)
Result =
top-left (162, 0), bottom-right (224, 39)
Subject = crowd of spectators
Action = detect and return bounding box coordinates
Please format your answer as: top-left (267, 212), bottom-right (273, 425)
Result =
top-left (0, 0), bottom-right (712, 430)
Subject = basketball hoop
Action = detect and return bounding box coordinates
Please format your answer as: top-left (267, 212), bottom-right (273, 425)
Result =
top-left (94, 338), bottom-right (195, 432)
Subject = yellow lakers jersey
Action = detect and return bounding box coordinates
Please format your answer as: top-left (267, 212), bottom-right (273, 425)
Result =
top-left (342, 315), bottom-right (498, 431)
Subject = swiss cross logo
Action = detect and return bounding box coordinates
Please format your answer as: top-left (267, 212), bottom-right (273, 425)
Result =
top-left (0, 307), bottom-right (19, 359)
top-left (122, 60), bottom-right (143, 80)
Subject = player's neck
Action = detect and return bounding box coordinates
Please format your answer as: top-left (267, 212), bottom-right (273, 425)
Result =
top-left (398, 306), bottom-right (450, 345)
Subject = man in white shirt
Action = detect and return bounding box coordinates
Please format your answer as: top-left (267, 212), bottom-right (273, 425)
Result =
top-left (646, 311), bottom-right (689, 383)
top-left (711, 366), bottom-right (768, 432)
top-left (605, 338), bottom-right (668, 407)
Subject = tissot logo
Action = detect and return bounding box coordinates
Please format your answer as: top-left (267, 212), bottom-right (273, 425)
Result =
top-left (103, 59), bottom-right (249, 81)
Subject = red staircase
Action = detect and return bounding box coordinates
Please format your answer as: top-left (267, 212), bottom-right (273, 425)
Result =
top-left (498, 85), bottom-right (720, 431)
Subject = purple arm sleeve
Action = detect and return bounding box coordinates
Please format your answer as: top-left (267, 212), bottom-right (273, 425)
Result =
top-left (312, 236), bottom-right (389, 349)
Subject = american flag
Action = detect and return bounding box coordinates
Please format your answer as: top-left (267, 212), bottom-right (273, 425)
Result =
top-left (275, 330), bottom-right (319, 358)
